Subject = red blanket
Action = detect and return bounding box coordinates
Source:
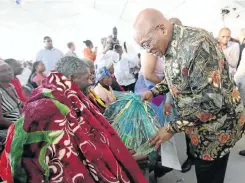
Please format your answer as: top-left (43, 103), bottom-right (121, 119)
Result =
top-left (0, 71), bottom-right (146, 183)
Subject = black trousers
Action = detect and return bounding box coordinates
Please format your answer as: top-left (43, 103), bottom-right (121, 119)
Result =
top-left (195, 153), bottom-right (230, 183)
top-left (185, 134), bottom-right (193, 159)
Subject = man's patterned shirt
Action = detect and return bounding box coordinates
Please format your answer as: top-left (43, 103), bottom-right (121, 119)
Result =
top-left (151, 25), bottom-right (245, 160)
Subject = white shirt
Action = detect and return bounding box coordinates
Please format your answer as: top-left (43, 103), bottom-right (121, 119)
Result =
top-left (222, 41), bottom-right (240, 77)
top-left (114, 53), bottom-right (137, 86)
top-left (36, 47), bottom-right (64, 74)
top-left (235, 49), bottom-right (245, 79)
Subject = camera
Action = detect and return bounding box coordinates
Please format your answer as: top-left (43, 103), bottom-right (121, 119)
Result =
top-left (109, 27), bottom-right (120, 50)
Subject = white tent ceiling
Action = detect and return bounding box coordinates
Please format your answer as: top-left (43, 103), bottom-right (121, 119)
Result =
top-left (1, 0), bottom-right (245, 59)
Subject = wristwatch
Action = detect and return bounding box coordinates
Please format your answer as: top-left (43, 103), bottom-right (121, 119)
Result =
top-left (166, 123), bottom-right (175, 134)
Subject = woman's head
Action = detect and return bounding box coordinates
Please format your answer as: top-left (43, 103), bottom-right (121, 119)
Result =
top-left (96, 67), bottom-right (112, 87)
top-left (56, 56), bottom-right (93, 90)
top-left (84, 40), bottom-right (93, 48)
top-left (0, 62), bottom-right (14, 83)
top-left (33, 61), bottom-right (46, 73)
top-left (101, 76), bottom-right (112, 87)
top-left (5, 58), bottom-right (23, 76)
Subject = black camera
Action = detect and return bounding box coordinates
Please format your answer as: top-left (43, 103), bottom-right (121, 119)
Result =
top-left (109, 27), bottom-right (119, 50)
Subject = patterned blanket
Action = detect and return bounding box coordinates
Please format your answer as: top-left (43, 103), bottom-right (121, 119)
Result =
top-left (0, 72), bottom-right (146, 183)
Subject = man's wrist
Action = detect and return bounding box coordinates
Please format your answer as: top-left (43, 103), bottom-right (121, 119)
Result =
top-left (150, 88), bottom-right (158, 97)
top-left (166, 123), bottom-right (176, 134)
top-left (168, 121), bottom-right (180, 133)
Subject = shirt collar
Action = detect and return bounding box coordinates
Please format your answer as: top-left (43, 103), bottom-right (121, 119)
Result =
top-left (226, 41), bottom-right (232, 48)
top-left (165, 24), bottom-right (181, 58)
top-left (44, 47), bottom-right (55, 51)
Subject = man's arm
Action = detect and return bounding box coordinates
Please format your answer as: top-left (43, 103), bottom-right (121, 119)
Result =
top-left (150, 79), bottom-right (170, 97)
top-left (169, 39), bottom-right (224, 133)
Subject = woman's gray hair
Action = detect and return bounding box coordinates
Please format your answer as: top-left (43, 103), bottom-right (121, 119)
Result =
top-left (55, 56), bottom-right (89, 77)
top-left (83, 58), bottom-right (94, 69)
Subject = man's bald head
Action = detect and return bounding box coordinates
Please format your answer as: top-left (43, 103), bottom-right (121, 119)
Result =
top-left (133, 8), bottom-right (173, 57)
top-left (218, 27), bottom-right (231, 46)
top-left (219, 28), bottom-right (231, 35)
top-left (169, 18), bottom-right (182, 26)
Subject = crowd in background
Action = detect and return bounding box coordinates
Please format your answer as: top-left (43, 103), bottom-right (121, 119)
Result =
top-left (1, 13), bottom-right (245, 182)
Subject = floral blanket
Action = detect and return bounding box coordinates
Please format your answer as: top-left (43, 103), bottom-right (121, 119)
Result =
top-left (0, 72), bottom-right (146, 183)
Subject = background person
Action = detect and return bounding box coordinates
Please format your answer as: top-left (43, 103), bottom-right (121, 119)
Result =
top-left (5, 59), bottom-right (26, 103)
top-left (65, 42), bottom-right (77, 57)
top-left (0, 56), bottom-right (146, 183)
top-left (83, 40), bottom-right (97, 61)
top-left (36, 36), bottom-right (64, 74)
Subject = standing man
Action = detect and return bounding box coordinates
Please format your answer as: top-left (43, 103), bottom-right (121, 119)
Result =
top-left (218, 28), bottom-right (240, 79)
top-left (165, 17), bottom-right (195, 173)
top-left (134, 9), bottom-right (245, 183)
top-left (65, 42), bottom-right (77, 57)
top-left (36, 36), bottom-right (63, 74)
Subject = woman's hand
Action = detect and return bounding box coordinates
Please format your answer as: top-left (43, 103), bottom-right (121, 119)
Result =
top-left (141, 91), bottom-right (153, 101)
top-left (149, 126), bottom-right (174, 151)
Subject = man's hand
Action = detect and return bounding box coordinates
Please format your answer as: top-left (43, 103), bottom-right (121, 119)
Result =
top-left (141, 91), bottom-right (153, 101)
top-left (164, 103), bottom-right (173, 116)
top-left (149, 126), bottom-right (174, 151)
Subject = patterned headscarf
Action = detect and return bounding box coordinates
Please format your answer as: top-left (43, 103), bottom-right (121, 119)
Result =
top-left (95, 66), bottom-right (111, 83)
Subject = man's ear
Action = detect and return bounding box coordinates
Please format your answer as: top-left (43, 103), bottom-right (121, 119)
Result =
top-left (155, 24), bottom-right (168, 36)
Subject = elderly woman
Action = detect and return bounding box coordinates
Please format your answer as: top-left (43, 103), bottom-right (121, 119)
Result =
top-left (0, 62), bottom-right (21, 124)
top-left (94, 67), bottom-right (116, 106)
top-left (0, 56), bottom-right (146, 183)
top-left (83, 59), bottom-right (107, 113)
top-left (0, 62), bottom-right (22, 147)
top-left (97, 57), bottom-right (124, 91)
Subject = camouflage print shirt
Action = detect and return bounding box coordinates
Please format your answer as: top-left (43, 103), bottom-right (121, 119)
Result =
top-left (151, 25), bottom-right (245, 160)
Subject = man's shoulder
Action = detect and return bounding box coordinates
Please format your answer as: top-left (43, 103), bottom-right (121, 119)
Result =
top-left (229, 41), bottom-right (240, 48)
top-left (53, 48), bottom-right (63, 53)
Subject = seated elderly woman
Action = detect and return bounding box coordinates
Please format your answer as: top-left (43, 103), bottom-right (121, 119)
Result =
top-left (0, 56), bottom-right (146, 183)
top-left (96, 57), bottom-right (124, 92)
top-left (83, 59), bottom-right (107, 113)
top-left (0, 61), bottom-right (22, 150)
top-left (94, 66), bottom-right (116, 106)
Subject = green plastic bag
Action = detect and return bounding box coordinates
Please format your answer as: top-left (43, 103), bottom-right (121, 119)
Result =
top-left (104, 93), bottom-right (161, 156)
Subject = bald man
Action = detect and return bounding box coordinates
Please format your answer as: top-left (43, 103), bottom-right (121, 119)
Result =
top-left (218, 28), bottom-right (240, 79)
top-left (134, 8), bottom-right (245, 183)
top-left (169, 17), bottom-right (182, 26)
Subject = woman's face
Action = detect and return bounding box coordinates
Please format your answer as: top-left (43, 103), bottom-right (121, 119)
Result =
top-left (36, 62), bottom-right (46, 73)
top-left (0, 63), bottom-right (14, 83)
top-left (101, 76), bottom-right (112, 86)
